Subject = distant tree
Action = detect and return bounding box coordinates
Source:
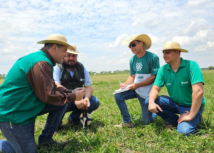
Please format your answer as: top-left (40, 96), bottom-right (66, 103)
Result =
top-left (208, 66), bottom-right (214, 70)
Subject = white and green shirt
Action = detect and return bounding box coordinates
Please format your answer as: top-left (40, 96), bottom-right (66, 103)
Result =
top-left (130, 51), bottom-right (160, 99)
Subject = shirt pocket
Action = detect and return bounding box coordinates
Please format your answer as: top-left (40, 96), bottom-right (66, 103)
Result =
top-left (180, 77), bottom-right (190, 87)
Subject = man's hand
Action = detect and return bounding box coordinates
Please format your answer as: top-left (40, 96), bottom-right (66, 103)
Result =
top-left (120, 83), bottom-right (127, 89)
top-left (178, 111), bottom-right (194, 124)
top-left (83, 98), bottom-right (90, 109)
top-left (128, 83), bottom-right (138, 90)
top-left (74, 89), bottom-right (85, 101)
top-left (74, 99), bottom-right (87, 109)
top-left (72, 87), bottom-right (86, 93)
top-left (148, 102), bottom-right (162, 113)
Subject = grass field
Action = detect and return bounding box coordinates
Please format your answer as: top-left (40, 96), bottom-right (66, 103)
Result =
top-left (0, 70), bottom-right (214, 152)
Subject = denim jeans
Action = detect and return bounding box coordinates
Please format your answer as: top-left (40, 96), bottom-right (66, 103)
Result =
top-left (0, 104), bottom-right (67, 153)
top-left (146, 95), bottom-right (204, 135)
top-left (65, 95), bottom-right (100, 123)
top-left (114, 90), bottom-right (156, 124)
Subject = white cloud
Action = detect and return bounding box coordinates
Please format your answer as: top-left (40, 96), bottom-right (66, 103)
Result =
top-left (109, 34), bottom-right (129, 48)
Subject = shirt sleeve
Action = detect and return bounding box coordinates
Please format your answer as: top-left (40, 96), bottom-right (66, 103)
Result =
top-left (130, 57), bottom-right (135, 75)
top-left (84, 67), bottom-right (92, 86)
top-left (153, 67), bottom-right (165, 87)
top-left (150, 55), bottom-right (160, 75)
top-left (26, 61), bottom-right (76, 106)
top-left (53, 65), bottom-right (61, 84)
top-left (190, 61), bottom-right (205, 85)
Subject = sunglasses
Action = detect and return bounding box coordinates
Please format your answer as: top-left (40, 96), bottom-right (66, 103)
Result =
top-left (128, 41), bottom-right (140, 48)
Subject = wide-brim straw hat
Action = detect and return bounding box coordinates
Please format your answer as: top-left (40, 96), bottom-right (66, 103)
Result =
top-left (37, 34), bottom-right (75, 50)
top-left (162, 41), bottom-right (188, 53)
top-left (66, 44), bottom-right (83, 55)
top-left (122, 34), bottom-right (152, 50)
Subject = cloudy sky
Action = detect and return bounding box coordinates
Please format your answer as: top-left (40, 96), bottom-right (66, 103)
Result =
top-left (0, 0), bottom-right (213, 74)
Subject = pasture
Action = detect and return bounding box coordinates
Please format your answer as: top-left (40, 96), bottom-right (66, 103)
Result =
top-left (0, 70), bottom-right (214, 153)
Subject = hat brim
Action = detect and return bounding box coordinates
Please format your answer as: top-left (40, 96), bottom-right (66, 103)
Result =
top-left (161, 48), bottom-right (188, 53)
top-left (67, 50), bottom-right (83, 55)
top-left (37, 40), bottom-right (75, 50)
top-left (122, 34), bottom-right (152, 50)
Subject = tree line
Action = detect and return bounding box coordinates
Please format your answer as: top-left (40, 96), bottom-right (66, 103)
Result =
top-left (0, 74), bottom-right (6, 79)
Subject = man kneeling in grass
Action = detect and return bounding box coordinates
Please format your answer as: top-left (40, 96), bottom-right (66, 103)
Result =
top-left (147, 41), bottom-right (205, 135)
top-left (114, 34), bottom-right (160, 128)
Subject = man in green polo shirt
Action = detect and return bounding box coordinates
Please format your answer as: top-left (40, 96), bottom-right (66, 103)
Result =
top-left (147, 41), bottom-right (205, 135)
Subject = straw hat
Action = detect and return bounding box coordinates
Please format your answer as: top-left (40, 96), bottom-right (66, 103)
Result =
top-left (122, 34), bottom-right (152, 50)
top-left (162, 41), bottom-right (188, 53)
top-left (37, 34), bottom-right (75, 50)
top-left (67, 44), bottom-right (83, 55)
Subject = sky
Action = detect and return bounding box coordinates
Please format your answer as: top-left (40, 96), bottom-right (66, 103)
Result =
top-left (0, 0), bottom-right (214, 74)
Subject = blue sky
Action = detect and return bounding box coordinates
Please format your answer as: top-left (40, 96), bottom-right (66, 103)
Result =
top-left (0, 0), bottom-right (214, 74)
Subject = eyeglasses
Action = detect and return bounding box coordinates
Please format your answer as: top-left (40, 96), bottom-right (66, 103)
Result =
top-left (128, 41), bottom-right (140, 48)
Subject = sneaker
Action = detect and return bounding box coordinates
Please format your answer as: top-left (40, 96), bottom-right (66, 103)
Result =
top-left (167, 124), bottom-right (177, 130)
top-left (67, 118), bottom-right (81, 126)
top-left (114, 121), bottom-right (133, 128)
top-left (38, 140), bottom-right (67, 148)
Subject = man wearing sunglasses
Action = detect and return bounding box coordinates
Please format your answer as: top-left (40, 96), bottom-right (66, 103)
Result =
top-left (114, 34), bottom-right (160, 128)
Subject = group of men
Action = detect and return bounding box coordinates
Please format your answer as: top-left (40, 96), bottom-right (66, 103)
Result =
top-left (0, 33), bottom-right (205, 152)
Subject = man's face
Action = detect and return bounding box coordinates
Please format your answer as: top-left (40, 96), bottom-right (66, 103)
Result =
top-left (163, 49), bottom-right (180, 64)
top-left (64, 52), bottom-right (77, 68)
top-left (129, 40), bottom-right (142, 55)
top-left (55, 45), bottom-right (67, 64)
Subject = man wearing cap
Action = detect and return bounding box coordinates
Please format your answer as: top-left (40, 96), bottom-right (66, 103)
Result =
top-left (0, 34), bottom-right (87, 153)
top-left (114, 34), bottom-right (160, 128)
top-left (54, 45), bottom-right (100, 125)
top-left (147, 41), bottom-right (205, 135)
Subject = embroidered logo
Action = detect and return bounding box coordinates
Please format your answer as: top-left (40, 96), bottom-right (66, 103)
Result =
top-left (80, 78), bottom-right (85, 81)
top-left (166, 83), bottom-right (171, 86)
top-left (136, 62), bottom-right (143, 71)
top-left (181, 81), bottom-right (188, 84)
top-left (153, 68), bottom-right (158, 71)
top-left (138, 76), bottom-right (144, 79)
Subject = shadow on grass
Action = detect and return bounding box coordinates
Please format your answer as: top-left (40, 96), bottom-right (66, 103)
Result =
top-left (57, 120), bottom-right (105, 133)
top-left (37, 136), bottom-right (102, 153)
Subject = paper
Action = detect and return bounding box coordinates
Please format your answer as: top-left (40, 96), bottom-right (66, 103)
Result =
top-left (113, 84), bottom-right (133, 94)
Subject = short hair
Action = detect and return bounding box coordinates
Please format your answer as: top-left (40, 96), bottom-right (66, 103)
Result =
top-left (44, 43), bottom-right (64, 50)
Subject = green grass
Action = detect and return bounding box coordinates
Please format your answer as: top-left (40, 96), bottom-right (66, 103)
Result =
top-left (0, 70), bottom-right (214, 152)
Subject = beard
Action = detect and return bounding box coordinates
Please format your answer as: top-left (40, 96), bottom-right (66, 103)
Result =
top-left (63, 60), bottom-right (77, 69)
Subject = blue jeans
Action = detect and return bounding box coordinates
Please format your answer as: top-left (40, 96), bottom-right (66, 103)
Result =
top-left (65, 95), bottom-right (100, 123)
top-left (146, 95), bottom-right (204, 135)
top-left (114, 90), bottom-right (156, 124)
top-left (0, 104), bottom-right (67, 153)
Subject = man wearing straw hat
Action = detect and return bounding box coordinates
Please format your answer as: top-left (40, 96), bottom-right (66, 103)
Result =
top-left (0, 34), bottom-right (86, 152)
top-left (54, 45), bottom-right (100, 126)
top-left (147, 41), bottom-right (205, 135)
top-left (114, 34), bottom-right (160, 128)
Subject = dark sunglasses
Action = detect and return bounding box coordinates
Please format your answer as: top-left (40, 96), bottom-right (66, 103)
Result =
top-left (128, 41), bottom-right (140, 48)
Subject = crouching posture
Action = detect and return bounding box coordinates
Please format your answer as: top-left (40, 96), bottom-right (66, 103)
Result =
top-left (147, 41), bottom-right (205, 135)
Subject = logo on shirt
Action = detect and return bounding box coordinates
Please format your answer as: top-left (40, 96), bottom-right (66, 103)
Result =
top-left (138, 76), bottom-right (144, 79)
top-left (136, 62), bottom-right (143, 71)
top-left (153, 68), bottom-right (158, 71)
top-left (166, 83), bottom-right (171, 86)
top-left (80, 78), bottom-right (85, 81)
top-left (181, 81), bottom-right (188, 84)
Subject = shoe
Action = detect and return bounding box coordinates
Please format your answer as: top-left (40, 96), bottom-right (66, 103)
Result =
top-left (114, 121), bottom-right (133, 128)
top-left (167, 124), bottom-right (177, 130)
top-left (67, 118), bottom-right (81, 126)
top-left (38, 140), bottom-right (67, 148)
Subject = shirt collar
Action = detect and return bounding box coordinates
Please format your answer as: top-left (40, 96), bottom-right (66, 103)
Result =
top-left (167, 58), bottom-right (185, 70)
top-left (41, 47), bottom-right (56, 66)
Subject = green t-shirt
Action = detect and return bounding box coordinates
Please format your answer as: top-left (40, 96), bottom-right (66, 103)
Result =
top-left (130, 51), bottom-right (160, 98)
top-left (154, 58), bottom-right (205, 107)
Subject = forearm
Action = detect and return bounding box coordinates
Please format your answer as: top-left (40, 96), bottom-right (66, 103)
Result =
top-left (149, 85), bottom-right (160, 104)
top-left (136, 75), bottom-right (156, 88)
top-left (84, 85), bottom-right (93, 99)
top-left (125, 75), bottom-right (135, 85)
top-left (190, 90), bottom-right (203, 118)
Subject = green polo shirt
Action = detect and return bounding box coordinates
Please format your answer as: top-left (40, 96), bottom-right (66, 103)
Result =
top-left (154, 58), bottom-right (205, 107)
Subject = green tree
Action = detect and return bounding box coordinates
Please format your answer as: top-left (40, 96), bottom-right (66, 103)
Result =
top-left (208, 66), bottom-right (214, 70)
